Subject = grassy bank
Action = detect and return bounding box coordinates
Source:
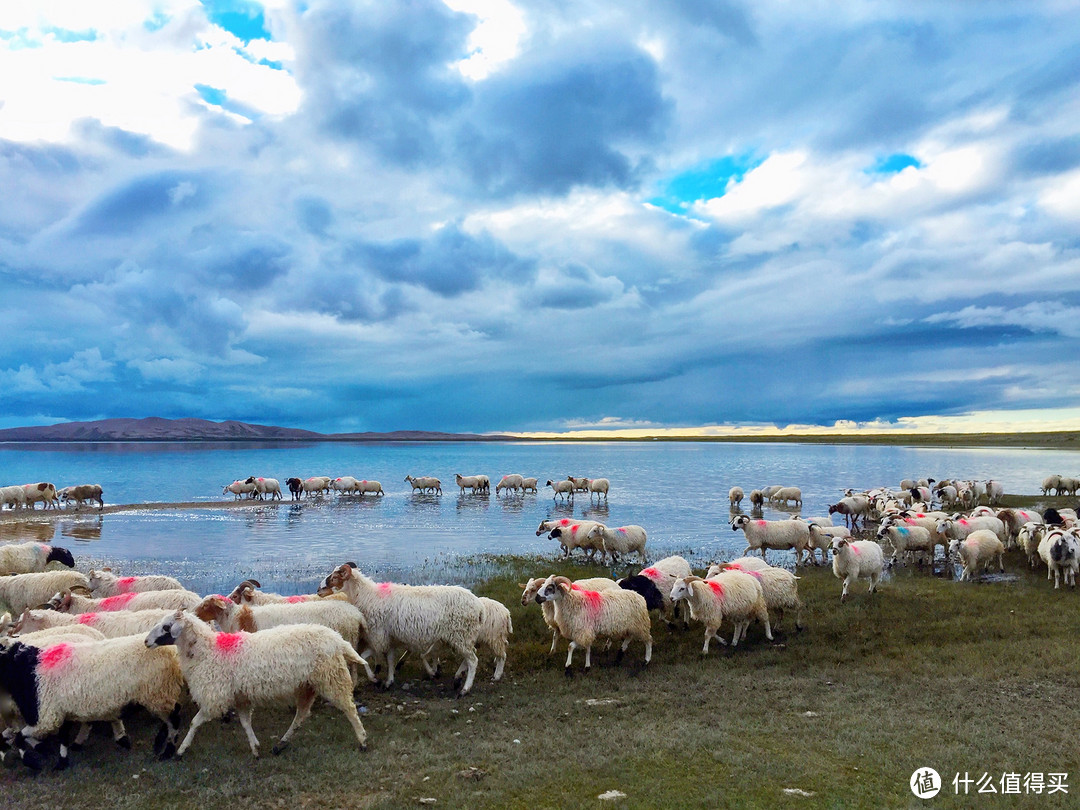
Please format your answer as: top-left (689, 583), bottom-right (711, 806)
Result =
top-left (4, 533), bottom-right (1080, 808)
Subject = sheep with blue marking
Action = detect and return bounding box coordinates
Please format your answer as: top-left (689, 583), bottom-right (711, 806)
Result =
top-left (0, 542), bottom-right (76, 576)
top-left (0, 571), bottom-right (89, 615)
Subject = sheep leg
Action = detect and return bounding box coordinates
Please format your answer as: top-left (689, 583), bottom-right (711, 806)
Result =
top-left (549, 627), bottom-right (559, 654)
top-left (759, 606), bottom-right (773, 641)
top-left (492, 652), bottom-right (506, 681)
top-left (583, 645), bottom-right (592, 671)
top-left (868, 572), bottom-right (879, 594)
top-left (841, 575), bottom-right (854, 603)
top-left (451, 646), bottom-right (479, 695)
top-left (176, 708), bottom-right (216, 757)
top-left (235, 702), bottom-right (261, 757)
top-left (564, 641), bottom-right (577, 674)
top-left (383, 647), bottom-right (400, 688)
top-left (271, 686), bottom-right (316, 756)
top-left (70, 722), bottom-right (92, 748)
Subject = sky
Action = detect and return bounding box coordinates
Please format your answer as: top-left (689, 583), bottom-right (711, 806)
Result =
top-left (2, 1), bottom-right (1080, 435)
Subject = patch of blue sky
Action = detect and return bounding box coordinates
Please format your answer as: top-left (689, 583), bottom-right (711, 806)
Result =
top-left (201, 0), bottom-right (271, 44)
top-left (55, 76), bottom-right (106, 85)
top-left (232, 45), bottom-right (283, 71)
top-left (868, 153), bottom-right (922, 174)
top-left (41, 26), bottom-right (98, 43)
top-left (647, 153), bottom-right (762, 215)
top-left (144, 12), bottom-right (170, 32)
top-left (194, 84), bottom-right (262, 121)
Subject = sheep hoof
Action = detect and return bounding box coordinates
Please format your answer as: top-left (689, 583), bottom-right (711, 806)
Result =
top-left (158, 743), bottom-right (176, 761)
top-left (271, 741), bottom-right (288, 756)
top-left (54, 754), bottom-right (69, 772)
top-left (69, 742), bottom-right (84, 752)
top-left (564, 667), bottom-right (574, 678)
top-left (452, 675), bottom-right (464, 692)
top-left (614, 649), bottom-right (625, 665)
top-left (20, 749), bottom-right (43, 772)
top-left (115, 735), bottom-right (132, 750)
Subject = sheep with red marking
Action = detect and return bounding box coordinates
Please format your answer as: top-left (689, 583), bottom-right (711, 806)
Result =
top-left (0, 631), bottom-right (184, 770)
top-left (227, 579), bottom-right (345, 606)
top-left (223, 479), bottom-right (256, 500)
top-left (356, 479), bottom-right (384, 496)
top-left (318, 563), bottom-right (483, 695)
top-left (670, 573), bottom-right (772, 651)
top-left (0, 542), bottom-right (76, 576)
top-left (13, 607), bottom-right (174, 639)
top-left (996, 508), bottom-right (1044, 547)
top-left (244, 476), bottom-right (282, 501)
top-left (935, 516), bottom-right (1007, 550)
top-left (192, 595), bottom-right (376, 684)
top-left (145, 610), bottom-right (367, 758)
top-left (0, 571), bottom-right (89, 615)
top-left (830, 538), bottom-right (884, 602)
top-left (50, 588), bottom-right (202, 614)
top-left (534, 575), bottom-right (651, 674)
top-left (706, 563), bottom-right (803, 631)
top-left (705, 557), bottom-right (770, 576)
top-left (876, 522), bottom-right (936, 567)
top-left (629, 556), bottom-right (693, 626)
top-left (547, 520), bottom-right (605, 559)
top-left (520, 576), bottom-right (617, 654)
top-left (949, 530), bottom-right (1006, 582)
top-left (586, 523), bottom-right (647, 564)
top-left (496, 474), bottom-right (524, 495)
top-left (330, 476), bottom-right (361, 495)
top-left (87, 568), bottom-right (184, 597)
top-left (731, 514), bottom-right (811, 565)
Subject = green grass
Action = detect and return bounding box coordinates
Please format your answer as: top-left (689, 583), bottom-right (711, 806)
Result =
top-left (4, 536), bottom-right (1080, 809)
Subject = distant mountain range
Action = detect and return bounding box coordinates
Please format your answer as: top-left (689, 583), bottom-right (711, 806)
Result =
top-left (0, 417), bottom-right (509, 442)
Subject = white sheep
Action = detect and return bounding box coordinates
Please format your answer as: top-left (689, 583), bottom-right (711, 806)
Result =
top-left (0, 632), bottom-right (184, 770)
top-left (670, 573), bottom-right (772, 651)
top-left (495, 474), bottom-right (524, 495)
top-left (0, 571), bottom-right (89, 615)
top-left (455, 474), bottom-right (486, 494)
top-left (0, 542), bottom-right (76, 576)
top-left (330, 476), bottom-right (361, 494)
top-left (830, 538), bottom-right (884, 602)
top-left (223, 479), bottom-right (256, 499)
top-left (730, 515), bottom-right (811, 565)
top-left (244, 476), bottom-right (282, 501)
top-left (355, 479), bottom-right (385, 496)
top-left (422, 596), bottom-right (511, 682)
top-left (876, 523), bottom-right (935, 567)
top-left (534, 576), bottom-right (651, 673)
top-left (705, 564), bottom-right (803, 631)
top-left (87, 569), bottom-right (185, 597)
top-left (935, 516), bottom-right (1007, 550)
top-left (521, 477), bottom-right (539, 493)
top-left (0, 485), bottom-right (27, 510)
top-left (586, 524), bottom-right (647, 564)
top-left (520, 576), bottom-right (617, 654)
top-left (227, 579), bottom-right (336, 606)
top-left (728, 487), bottom-right (744, 509)
top-left (13, 607), bottom-right (175, 638)
top-left (631, 556), bottom-right (693, 625)
top-left (995, 508), bottom-right (1044, 547)
top-left (145, 611), bottom-right (367, 758)
top-left (748, 490), bottom-right (764, 509)
top-left (1037, 529), bottom-right (1079, 588)
top-left (318, 563), bottom-right (483, 695)
top-left (771, 486), bottom-right (802, 507)
top-left (547, 520), bottom-right (605, 559)
top-left (985, 480), bottom-right (1005, 505)
top-left (546, 479), bottom-right (575, 500)
top-left (297, 476), bottom-right (331, 497)
top-left (828, 495), bottom-right (871, 529)
top-left (949, 530), bottom-right (1005, 582)
top-left (805, 524), bottom-right (851, 565)
top-left (587, 478), bottom-right (610, 501)
top-left (1060, 477), bottom-right (1080, 497)
top-left (405, 475), bottom-right (442, 494)
top-left (1042, 474), bottom-right (1063, 496)
top-left (1018, 522), bottom-right (1047, 568)
top-left (705, 557), bottom-right (771, 575)
top-left (50, 588), bottom-right (202, 614)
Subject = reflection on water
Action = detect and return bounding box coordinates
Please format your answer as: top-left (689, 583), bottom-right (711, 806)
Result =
top-left (59, 517), bottom-right (103, 542)
top-left (0, 521), bottom-right (56, 542)
top-left (580, 503), bottom-right (610, 521)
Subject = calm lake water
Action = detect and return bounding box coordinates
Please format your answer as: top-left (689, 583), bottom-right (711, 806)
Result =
top-left (0, 441), bottom-right (1073, 596)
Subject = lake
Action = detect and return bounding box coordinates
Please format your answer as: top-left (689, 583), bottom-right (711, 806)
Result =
top-left (0, 440), bottom-right (1073, 596)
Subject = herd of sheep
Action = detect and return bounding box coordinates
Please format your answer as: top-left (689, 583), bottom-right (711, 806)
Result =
top-left (0, 468), bottom-right (1077, 775)
top-left (224, 474), bottom-right (610, 501)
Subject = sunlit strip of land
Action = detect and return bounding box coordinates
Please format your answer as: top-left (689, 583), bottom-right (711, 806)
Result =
top-left (504, 408), bottom-right (1080, 447)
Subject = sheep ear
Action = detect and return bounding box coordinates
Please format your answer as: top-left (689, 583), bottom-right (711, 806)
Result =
top-left (517, 583), bottom-right (528, 590)
top-left (173, 609), bottom-right (184, 619)
top-left (345, 561), bottom-right (358, 569)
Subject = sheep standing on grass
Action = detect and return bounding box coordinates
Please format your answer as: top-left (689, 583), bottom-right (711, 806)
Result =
top-left (949, 531), bottom-right (1005, 582)
top-left (534, 576), bottom-right (651, 675)
top-left (145, 611), bottom-right (367, 758)
top-left (705, 564), bottom-right (803, 632)
top-left (586, 524), bottom-right (647, 564)
top-left (670, 573), bottom-right (772, 651)
top-left (13, 607), bottom-right (174, 639)
top-left (730, 515), bottom-right (811, 565)
top-left (318, 563), bottom-right (483, 695)
top-left (805, 524), bottom-right (850, 565)
top-left (0, 542), bottom-right (76, 576)
top-left (1037, 529), bottom-right (1080, 588)
top-left (996, 508), bottom-right (1044, 547)
top-left (0, 632), bottom-right (184, 770)
top-left (1018, 523), bottom-right (1047, 568)
top-left (520, 577), bottom-right (617, 654)
top-left (227, 579), bottom-right (346, 606)
top-left (830, 538), bottom-right (884, 603)
top-left (629, 556), bottom-right (692, 627)
top-left (422, 596), bottom-right (511, 682)
top-left (547, 520), bottom-right (605, 559)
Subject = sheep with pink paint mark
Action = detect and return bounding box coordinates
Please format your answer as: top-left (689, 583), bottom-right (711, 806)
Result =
top-left (706, 563), bottom-right (804, 631)
top-left (586, 523), bottom-right (647, 564)
top-left (244, 476), bottom-right (283, 500)
top-left (627, 555), bottom-right (692, 626)
top-left (949, 530), bottom-right (1006, 582)
top-left (534, 575), bottom-right (651, 674)
top-left (145, 610), bottom-right (367, 758)
top-left (13, 607), bottom-right (175, 639)
top-left (223, 479), bottom-right (256, 499)
top-left (227, 579), bottom-right (345, 606)
top-left (670, 572), bottom-right (772, 651)
top-left (0, 630), bottom-right (184, 769)
top-left (87, 568), bottom-right (185, 597)
top-left (830, 538), bottom-right (884, 602)
top-left (731, 514), bottom-right (811, 565)
top-left (547, 520), bottom-right (605, 559)
top-left (49, 587), bottom-right (201, 614)
top-left (520, 576), bottom-right (617, 654)
top-left (0, 570), bottom-right (89, 615)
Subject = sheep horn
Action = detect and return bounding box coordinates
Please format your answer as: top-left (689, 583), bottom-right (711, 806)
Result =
top-left (243, 579), bottom-right (261, 588)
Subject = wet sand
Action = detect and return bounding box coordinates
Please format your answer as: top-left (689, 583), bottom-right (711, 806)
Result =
top-left (0, 498), bottom-right (291, 525)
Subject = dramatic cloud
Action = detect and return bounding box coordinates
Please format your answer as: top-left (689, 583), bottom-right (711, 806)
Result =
top-left (1, 0), bottom-right (1079, 433)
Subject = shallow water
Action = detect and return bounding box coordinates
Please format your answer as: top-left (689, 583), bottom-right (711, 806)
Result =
top-left (0, 440), bottom-right (1073, 595)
